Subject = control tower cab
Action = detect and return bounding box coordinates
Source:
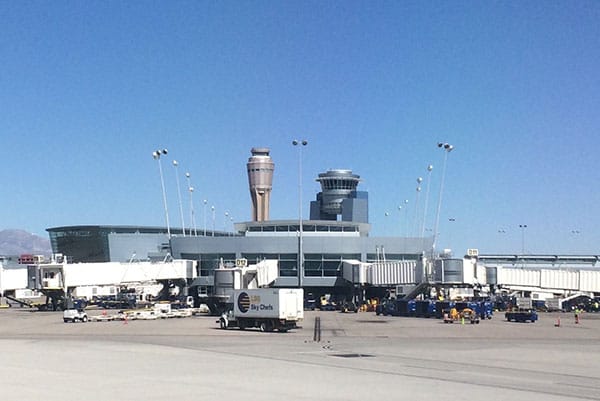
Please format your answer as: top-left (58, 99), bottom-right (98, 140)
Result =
top-left (310, 169), bottom-right (368, 223)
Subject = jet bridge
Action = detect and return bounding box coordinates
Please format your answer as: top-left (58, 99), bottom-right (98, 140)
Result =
top-left (29, 254), bottom-right (197, 310)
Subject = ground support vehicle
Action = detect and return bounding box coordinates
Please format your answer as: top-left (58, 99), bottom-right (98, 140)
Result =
top-left (340, 301), bottom-right (359, 313)
top-left (218, 288), bottom-right (303, 332)
top-left (318, 295), bottom-right (337, 311)
top-left (415, 300), bottom-right (436, 318)
top-left (375, 299), bottom-right (397, 316)
top-left (505, 309), bottom-right (538, 323)
top-left (461, 308), bottom-right (480, 324)
top-left (94, 294), bottom-right (136, 309)
top-left (63, 309), bottom-right (88, 323)
top-left (467, 301), bottom-right (493, 319)
top-left (443, 307), bottom-right (480, 324)
top-left (443, 307), bottom-right (460, 323)
top-left (435, 301), bottom-right (454, 318)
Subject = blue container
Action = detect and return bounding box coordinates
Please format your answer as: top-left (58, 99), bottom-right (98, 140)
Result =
top-left (407, 300), bottom-right (417, 316)
top-left (415, 300), bottom-right (436, 318)
top-left (435, 301), bottom-right (454, 318)
top-left (465, 301), bottom-right (493, 319)
top-left (395, 299), bottom-right (408, 316)
top-left (427, 301), bottom-right (437, 318)
top-left (482, 301), bottom-right (494, 318)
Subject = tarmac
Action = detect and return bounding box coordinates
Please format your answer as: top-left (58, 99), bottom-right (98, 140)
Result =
top-left (0, 308), bottom-right (599, 401)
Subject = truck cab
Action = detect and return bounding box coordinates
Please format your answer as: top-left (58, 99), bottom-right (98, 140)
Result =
top-left (218, 309), bottom-right (238, 329)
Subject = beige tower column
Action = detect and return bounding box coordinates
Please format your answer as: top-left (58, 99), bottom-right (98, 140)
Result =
top-left (247, 148), bottom-right (274, 221)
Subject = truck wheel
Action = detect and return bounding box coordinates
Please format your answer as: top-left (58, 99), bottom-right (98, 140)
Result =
top-left (259, 321), bottom-right (274, 332)
top-left (82, 316), bottom-right (88, 322)
top-left (63, 319), bottom-right (69, 323)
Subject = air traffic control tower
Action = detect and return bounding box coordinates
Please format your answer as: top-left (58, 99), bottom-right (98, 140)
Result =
top-left (310, 169), bottom-right (369, 223)
top-left (247, 147), bottom-right (274, 222)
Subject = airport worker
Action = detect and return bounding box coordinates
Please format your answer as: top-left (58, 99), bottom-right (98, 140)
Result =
top-left (574, 307), bottom-right (580, 324)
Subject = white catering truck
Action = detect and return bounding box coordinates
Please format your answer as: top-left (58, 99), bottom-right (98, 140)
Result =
top-left (218, 288), bottom-right (303, 332)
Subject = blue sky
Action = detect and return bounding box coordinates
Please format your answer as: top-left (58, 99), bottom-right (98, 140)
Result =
top-left (1, 1), bottom-right (599, 255)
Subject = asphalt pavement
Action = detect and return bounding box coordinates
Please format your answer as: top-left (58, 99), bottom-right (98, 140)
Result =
top-left (0, 308), bottom-right (599, 401)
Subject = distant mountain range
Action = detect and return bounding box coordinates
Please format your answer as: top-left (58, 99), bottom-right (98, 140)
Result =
top-left (0, 229), bottom-right (52, 256)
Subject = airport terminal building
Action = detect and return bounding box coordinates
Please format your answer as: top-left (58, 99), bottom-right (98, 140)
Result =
top-left (47, 148), bottom-right (432, 293)
top-left (45, 147), bottom-right (600, 300)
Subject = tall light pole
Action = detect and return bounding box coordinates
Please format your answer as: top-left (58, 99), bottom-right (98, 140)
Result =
top-left (172, 160), bottom-right (186, 237)
top-left (152, 149), bottom-right (171, 239)
top-left (432, 142), bottom-right (454, 257)
top-left (292, 139), bottom-right (308, 288)
top-left (519, 224), bottom-right (528, 254)
top-left (203, 199), bottom-right (208, 236)
top-left (397, 205), bottom-right (404, 258)
top-left (397, 205), bottom-right (403, 236)
top-left (403, 199), bottom-right (409, 237)
top-left (385, 211), bottom-right (390, 235)
top-left (413, 178), bottom-right (422, 236)
top-left (211, 205), bottom-right (215, 236)
top-left (420, 164), bottom-right (434, 238)
top-left (402, 199), bottom-right (409, 256)
top-left (188, 185), bottom-right (195, 236)
top-left (224, 211), bottom-right (229, 233)
top-left (185, 172), bottom-right (197, 236)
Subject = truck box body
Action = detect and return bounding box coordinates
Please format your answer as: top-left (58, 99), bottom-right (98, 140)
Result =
top-left (232, 288), bottom-right (304, 321)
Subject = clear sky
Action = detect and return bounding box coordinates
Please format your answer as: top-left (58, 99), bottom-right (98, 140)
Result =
top-left (2, 1), bottom-right (599, 256)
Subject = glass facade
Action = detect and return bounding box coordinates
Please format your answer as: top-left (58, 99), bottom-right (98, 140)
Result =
top-left (180, 253), bottom-right (236, 276)
top-left (49, 228), bottom-right (111, 263)
top-left (47, 225), bottom-right (230, 263)
top-left (241, 253), bottom-right (297, 277)
top-left (48, 226), bottom-right (180, 262)
top-left (305, 253), bottom-right (361, 277)
top-left (182, 251), bottom-right (368, 278)
top-left (244, 222), bottom-right (361, 234)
